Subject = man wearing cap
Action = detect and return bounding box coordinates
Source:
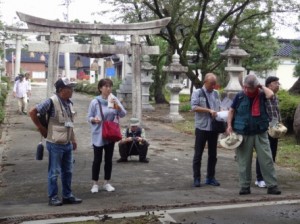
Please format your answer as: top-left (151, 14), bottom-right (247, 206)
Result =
top-left (227, 74), bottom-right (281, 195)
top-left (255, 76), bottom-right (281, 188)
top-left (13, 74), bottom-right (31, 115)
top-left (29, 77), bottom-right (82, 206)
top-left (117, 118), bottom-right (149, 163)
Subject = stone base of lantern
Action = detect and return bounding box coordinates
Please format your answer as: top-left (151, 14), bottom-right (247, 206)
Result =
top-left (142, 103), bottom-right (155, 111)
top-left (163, 113), bottom-right (184, 122)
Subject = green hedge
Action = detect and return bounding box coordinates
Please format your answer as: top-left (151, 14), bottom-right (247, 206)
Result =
top-left (178, 90), bottom-right (300, 133)
top-left (0, 77), bottom-right (10, 123)
top-left (74, 78), bottom-right (121, 96)
top-left (278, 90), bottom-right (300, 133)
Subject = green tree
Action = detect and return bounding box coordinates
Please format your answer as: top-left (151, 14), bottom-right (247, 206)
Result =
top-left (99, 0), bottom-right (300, 102)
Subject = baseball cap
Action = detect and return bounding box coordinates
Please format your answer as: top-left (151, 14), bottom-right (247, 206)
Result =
top-left (265, 76), bottom-right (279, 87)
top-left (54, 77), bottom-right (77, 90)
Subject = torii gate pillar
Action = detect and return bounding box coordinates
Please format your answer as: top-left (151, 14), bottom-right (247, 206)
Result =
top-left (47, 32), bottom-right (60, 97)
top-left (131, 35), bottom-right (142, 123)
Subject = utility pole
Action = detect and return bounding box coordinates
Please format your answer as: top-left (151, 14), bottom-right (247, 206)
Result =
top-left (61, 0), bottom-right (72, 79)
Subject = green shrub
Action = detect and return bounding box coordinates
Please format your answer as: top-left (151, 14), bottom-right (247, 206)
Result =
top-left (278, 90), bottom-right (300, 133)
top-left (0, 105), bottom-right (5, 123)
top-left (0, 95), bottom-right (5, 106)
top-left (180, 102), bottom-right (191, 112)
top-left (74, 78), bottom-right (122, 96)
top-left (1, 76), bottom-right (11, 87)
top-left (179, 94), bottom-right (190, 103)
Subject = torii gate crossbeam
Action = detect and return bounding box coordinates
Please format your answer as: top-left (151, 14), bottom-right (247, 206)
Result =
top-left (15, 11), bottom-right (171, 124)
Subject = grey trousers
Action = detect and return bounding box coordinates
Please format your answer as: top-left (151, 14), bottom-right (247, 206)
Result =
top-left (236, 132), bottom-right (278, 188)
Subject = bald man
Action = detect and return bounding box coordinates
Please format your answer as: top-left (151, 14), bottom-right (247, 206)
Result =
top-left (190, 73), bottom-right (222, 187)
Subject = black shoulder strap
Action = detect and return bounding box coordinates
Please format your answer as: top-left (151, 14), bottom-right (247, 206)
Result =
top-left (47, 98), bottom-right (54, 126)
top-left (96, 99), bottom-right (105, 121)
top-left (200, 88), bottom-right (211, 109)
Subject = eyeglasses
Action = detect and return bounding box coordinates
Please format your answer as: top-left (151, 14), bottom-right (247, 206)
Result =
top-left (271, 81), bottom-right (280, 86)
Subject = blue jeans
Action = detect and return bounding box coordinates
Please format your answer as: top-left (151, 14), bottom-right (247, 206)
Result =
top-left (46, 141), bottom-right (73, 198)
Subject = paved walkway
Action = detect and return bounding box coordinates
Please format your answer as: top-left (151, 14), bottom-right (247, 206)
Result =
top-left (0, 84), bottom-right (300, 223)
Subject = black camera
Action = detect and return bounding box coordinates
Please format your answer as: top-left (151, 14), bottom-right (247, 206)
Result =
top-left (133, 137), bottom-right (138, 142)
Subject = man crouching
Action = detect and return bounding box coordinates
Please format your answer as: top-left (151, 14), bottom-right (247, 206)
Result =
top-left (117, 118), bottom-right (149, 163)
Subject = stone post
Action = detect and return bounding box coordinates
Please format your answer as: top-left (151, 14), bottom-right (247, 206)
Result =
top-left (163, 51), bottom-right (188, 122)
top-left (116, 56), bottom-right (133, 110)
top-left (141, 55), bottom-right (156, 111)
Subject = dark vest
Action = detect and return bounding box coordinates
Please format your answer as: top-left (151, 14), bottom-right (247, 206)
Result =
top-left (126, 127), bottom-right (142, 138)
top-left (233, 92), bottom-right (269, 135)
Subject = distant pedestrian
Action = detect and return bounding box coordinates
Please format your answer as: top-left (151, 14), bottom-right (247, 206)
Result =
top-left (255, 76), bottom-right (282, 188)
top-left (191, 73), bottom-right (222, 187)
top-left (13, 74), bottom-right (30, 115)
top-left (87, 78), bottom-right (126, 194)
top-left (29, 77), bottom-right (82, 206)
top-left (227, 74), bottom-right (281, 195)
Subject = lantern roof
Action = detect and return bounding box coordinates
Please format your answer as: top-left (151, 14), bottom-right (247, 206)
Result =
top-left (220, 36), bottom-right (249, 58)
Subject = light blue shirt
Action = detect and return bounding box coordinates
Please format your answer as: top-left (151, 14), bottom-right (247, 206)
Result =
top-left (191, 87), bottom-right (221, 131)
top-left (87, 95), bottom-right (126, 147)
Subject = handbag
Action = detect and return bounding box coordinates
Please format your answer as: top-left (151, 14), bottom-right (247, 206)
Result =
top-left (201, 88), bottom-right (227, 133)
top-left (98, 100), bottom-right (122, 142)
top-left (211, 118), bottom-right (227, 133)
top-left (268, 123), bottom-right (287, 138)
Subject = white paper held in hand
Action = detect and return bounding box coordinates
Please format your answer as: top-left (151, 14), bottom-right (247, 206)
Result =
top-left (108, 93), bottom-right (114, 108)
top-left (216, 111), bottom-right (229, 122)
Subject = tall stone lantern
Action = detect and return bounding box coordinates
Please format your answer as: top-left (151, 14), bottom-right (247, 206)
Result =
top-left (141, 55), bottom-right (156, 111)
top-left (163, 51), bottom-right (188, 122)
top-left (221, 36), bottom-right (249, 96)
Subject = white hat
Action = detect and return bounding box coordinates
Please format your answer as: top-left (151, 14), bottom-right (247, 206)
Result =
top-left (54, 77), bottom-right (77, 90)
top-left (220, 132), bottom-right (243, 149)
top-left (268, 123), bottom-right (287, 138)
top-left (130, 118), bottom-right (140, 126)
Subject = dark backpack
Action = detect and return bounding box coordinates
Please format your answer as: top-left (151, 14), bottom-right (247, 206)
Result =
top-left (37, 99), bottom-right (54, 129)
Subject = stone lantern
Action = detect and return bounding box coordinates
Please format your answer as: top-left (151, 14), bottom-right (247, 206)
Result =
top-left (141, 55), bottom-right (156, 111)
top-left (163, 51), bottom-right (188, 122)
top-left (90, 59), bottom-right (99, 84)
top-left (221, 36), bottom-right (249, 96)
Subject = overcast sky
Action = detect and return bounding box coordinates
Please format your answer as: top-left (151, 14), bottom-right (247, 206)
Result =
top-left (0, 0), bottom-right (114, 25)
top-left (1, 0), bottom-right (299, 39)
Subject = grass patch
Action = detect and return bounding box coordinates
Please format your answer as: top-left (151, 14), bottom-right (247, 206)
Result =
top-left (277, 134), bottom-right (300, 173)
top-left (173, 103), bottom-right (300, 173)
top-left (172, 110), bottom-right (194, 135)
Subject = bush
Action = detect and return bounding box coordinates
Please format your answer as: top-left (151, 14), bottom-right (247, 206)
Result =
top-left (0, 105), bottom-right (4, 123)
top-left (74, 78), bottom-right (122, 96)
top-left (278, 90), bottom-right (300, 133)
top-left (1, 76), bottom-right (11, 90)
top-left (180, 103), bottom-right (191, 112)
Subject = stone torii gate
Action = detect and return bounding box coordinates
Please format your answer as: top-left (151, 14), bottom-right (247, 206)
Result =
top-left (16, 12), bottom-right (171, 123)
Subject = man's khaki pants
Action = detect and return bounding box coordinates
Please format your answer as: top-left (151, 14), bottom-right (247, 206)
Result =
top-left (17, 96), bottom-right (28, 114)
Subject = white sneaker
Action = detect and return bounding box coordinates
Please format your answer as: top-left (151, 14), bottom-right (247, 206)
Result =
top-left (91, 184), bottom-right (99, 193)
top-left (103, 183), bottom-right (115, 192)
top-left (255, 180), bottom-right (266, 188)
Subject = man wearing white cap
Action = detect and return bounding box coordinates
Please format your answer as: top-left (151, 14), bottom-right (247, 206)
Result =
top-left (117, 118), bottom-right (149, 163)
